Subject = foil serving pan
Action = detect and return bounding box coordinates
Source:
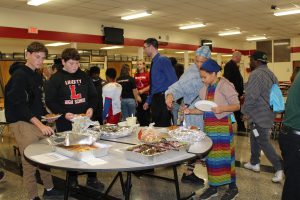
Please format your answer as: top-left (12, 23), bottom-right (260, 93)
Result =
top-left (55, 142), bottom-right (111, 161)
top-left (124, 144), bottom-right (186, 164)
top-left (92, 125), bottom-right (135, 139)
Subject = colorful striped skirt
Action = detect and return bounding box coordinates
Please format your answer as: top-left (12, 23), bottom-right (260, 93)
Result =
top-left (204, 112), bottom-right (236, 186)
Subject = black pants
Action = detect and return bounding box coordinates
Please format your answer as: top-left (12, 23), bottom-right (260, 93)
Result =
top-left (234, 109), bottom-right (245, 131)
top-left (278, 126), bottom-right (300, 200)
top-left (150, 93), bottom-right (172, 127)
top-left (136, 94), bottom-right (150, 126)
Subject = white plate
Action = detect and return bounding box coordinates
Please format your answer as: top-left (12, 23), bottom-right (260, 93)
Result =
top-left (41, 114), bottom-right (62, 120)
top-left (194, 100), bottom-right (217, 112)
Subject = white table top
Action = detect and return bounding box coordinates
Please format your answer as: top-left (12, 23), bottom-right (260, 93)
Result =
top-left (24, 127), bottom-right (212, 172)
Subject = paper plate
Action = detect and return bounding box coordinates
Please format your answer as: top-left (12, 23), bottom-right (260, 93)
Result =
top-left (194, 100), bottom-right (217, 112)
top-left (42, 114), bottom-right (62, 120)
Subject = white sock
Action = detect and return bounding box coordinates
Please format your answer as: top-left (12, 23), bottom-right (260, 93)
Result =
top-left (46, 187), bottom-right (53, 191)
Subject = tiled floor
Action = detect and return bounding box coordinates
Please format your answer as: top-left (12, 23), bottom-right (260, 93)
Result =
top-left (0, 127), bottom-right (283, 200)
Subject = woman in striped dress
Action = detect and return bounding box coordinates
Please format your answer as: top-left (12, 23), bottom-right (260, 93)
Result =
top-left (184, 59), bottom-right (240, 200)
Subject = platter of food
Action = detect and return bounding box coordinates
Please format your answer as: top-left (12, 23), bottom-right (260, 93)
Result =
top-left (137, 127), bottom-right (169, 143)
top-left (93, 124), bottom-right (134, 139)
top-left (168, 127), bottom-right (206, 144)
top-left (55, 142), bottom-right (111, 161)
top-left (124, 141), bottom-right (186, 164)
top-left (42, 114), bottom-right (62, 120)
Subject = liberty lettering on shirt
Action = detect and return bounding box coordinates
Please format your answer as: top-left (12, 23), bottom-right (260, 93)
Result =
top-left (64, 79), bottom-right (86, 105)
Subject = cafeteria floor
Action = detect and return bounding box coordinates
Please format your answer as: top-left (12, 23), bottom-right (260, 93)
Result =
top-left (0, 127), bottom-right (283, 200)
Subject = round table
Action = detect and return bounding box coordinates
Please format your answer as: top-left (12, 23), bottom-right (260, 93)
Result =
top-left (24, 129), bottom-right (212, 200)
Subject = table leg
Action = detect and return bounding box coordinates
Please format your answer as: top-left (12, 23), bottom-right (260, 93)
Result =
top-left (64, 171), bottom-right (70, 200)
top-left (119, 172), bottom-right (125, 195)
top-left (172, 166), bottom-right (196, 200)
top-left (172, 166), bottom-right (181, 200)
top-left (104, 172), bottom-right (121, 196)
top-left (125, 172), bottom-right (132, 200)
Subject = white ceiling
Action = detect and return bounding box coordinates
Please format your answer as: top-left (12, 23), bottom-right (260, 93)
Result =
top-left (1, 0), bottom-right (300, 41)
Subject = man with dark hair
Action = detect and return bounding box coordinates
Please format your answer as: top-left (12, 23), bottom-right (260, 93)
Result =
top-left (223, 51), bottom-right (246, 132)
top-left (5, 42), bottom-right (62, 200)
top-left (242, 51), bottom-right (283, 183)
top-left (143, 38), bottom-right (177, 127)
top-left (89, 66), bottom-right (106, 124)
top-left (102, 68), bottom-right (122, 124)
top-left (45, 48), bottom-right (103, 191)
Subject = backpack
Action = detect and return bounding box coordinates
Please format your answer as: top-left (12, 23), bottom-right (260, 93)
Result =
top-left (259, 68), bottom-right (285, 113)
top-left (269, 83), bottom-right (285, 113)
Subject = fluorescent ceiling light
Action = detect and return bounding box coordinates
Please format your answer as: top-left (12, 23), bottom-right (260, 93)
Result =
top-left (221, 54), bottom-right (232, 57)
top-left (175, 51), bottom-right (194, 54)
top-left (274, 8), bottom-right (300, 16)
top-left (246, 36), bottom-right (267, 41)
top-left (218, 30), bottom-right (241, 36)
top-left (211, 52), bottom-right (218, 55)
top-left (121, 11), bottom-right (152, 20)
top-left (179, 23), bottom-right (206, 30)
top-left (45, 42), bottom-right (69, 47)
top-left (158, 48), bottom-right (164, 51)
top-left (27, 0), bottom-right (50, 6)
top-left (101, 46), bottom-right (123, 50)
top-left (203, 42), bottom-right (212, 45)
top-left (273, 42), bottom-right (289, 46)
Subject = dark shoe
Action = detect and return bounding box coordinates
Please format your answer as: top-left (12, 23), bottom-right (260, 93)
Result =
top-left (32, 197), bottom-right (41, 200)
top-left (181, 173), bottom-right (204, 185)
top-left (221, 188), bottom-right (239, 200)
top-left (0, 170), bottom-right (5, 182)
top-left (86, 177), bottom-right (105, 190)
top-left (199, 187), bottom-right (218, 200)
top-left (43, 188), bottom-right (64, 199)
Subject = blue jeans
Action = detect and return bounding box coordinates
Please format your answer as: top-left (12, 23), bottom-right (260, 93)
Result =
top-left (121, 98), bottom-right (136, 121)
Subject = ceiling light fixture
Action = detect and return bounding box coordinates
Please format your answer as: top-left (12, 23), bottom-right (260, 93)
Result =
top-left (121, 11), bottom-right (152, 20)
top-left (100, 46), bottom-right (124, 50)
top-left (45, 42), bottom-right (70, 47)
top-left (246, 36), bottom-right (267, 41)
top-left (27, 0), bottom-right (50, 6)
top-left (274, 8), bottom-right (300, 16)
top-left (175, 51), bottom-right (194, 54)
top-left (218, 30), bottom-right (241, 36)
top-left (179, 23), bottom-right (206, 30)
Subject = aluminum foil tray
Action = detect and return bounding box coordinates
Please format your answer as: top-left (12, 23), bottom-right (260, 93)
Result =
top-left (124, 144), bottom-right (186, 164)
top-left (55, 142), bottom-right (111, 161)
top-left (93, 125), bottom-right (134, 139)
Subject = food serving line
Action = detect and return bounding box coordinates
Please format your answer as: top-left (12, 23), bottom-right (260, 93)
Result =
top-left (24, 125), bottom-right (212, 200)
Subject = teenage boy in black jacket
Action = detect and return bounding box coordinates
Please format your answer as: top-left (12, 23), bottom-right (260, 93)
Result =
top-left (45, 48), bottom-right (103, 190)
top-left (5, 42), bottom-right (62, 200)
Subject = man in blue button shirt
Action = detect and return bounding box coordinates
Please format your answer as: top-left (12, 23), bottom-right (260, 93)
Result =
top-left (143, 38), bottom-right (177, 127)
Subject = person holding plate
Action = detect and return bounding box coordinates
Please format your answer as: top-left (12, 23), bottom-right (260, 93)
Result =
top-left (184, 59), bottom-right (240, 200)
top-left (5, 42), bottom-right (63, 200)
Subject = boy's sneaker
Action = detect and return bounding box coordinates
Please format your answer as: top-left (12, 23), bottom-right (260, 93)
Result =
top-left (0, 171), bottom-right (6, 182)
top-left (86, 177), bottom-right (105, 190)
top-left (244, 162), bottom-right (260, 172)
top-left (181, 173), bottom-right (204, 185)
top-left (272, 170), bottom-right (284, 183)
top-left (221, 188), bottom-right (239, 200)
top-left (43, 188), bottom-right (64, 199)
top-left (199, 187), bottom-right (218, 200)
top-left (32, 197), bottom-right (41, 200)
